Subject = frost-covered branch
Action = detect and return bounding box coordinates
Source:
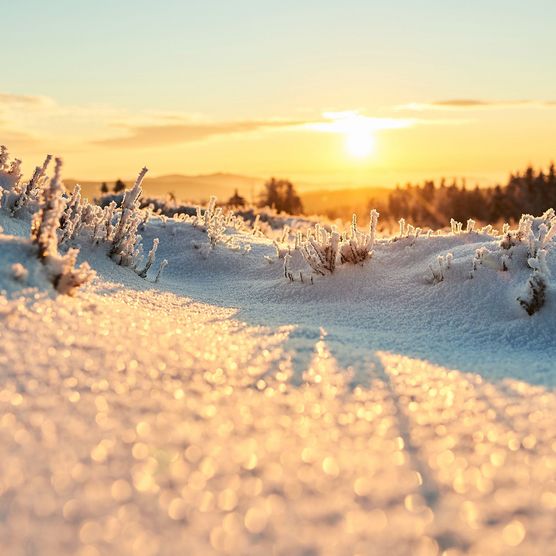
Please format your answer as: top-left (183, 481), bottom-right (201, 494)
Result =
top-left (109, 167), bottom-right (148, 267)
top-left (29, 158), bottom-right (94, 294)
top-left (339, 210), bottom-right (379, 265)
top-left (154, 259), bottom-right (168, 283)
top-left (31, 158), bottom-right (66, 260)
top-left (137, 238), bottom-right (159, 278)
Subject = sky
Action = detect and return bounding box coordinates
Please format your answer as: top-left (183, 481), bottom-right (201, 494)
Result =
top-left (2, 0), bottom-right (556, 188)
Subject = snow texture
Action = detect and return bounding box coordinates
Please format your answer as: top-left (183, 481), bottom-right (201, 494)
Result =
top-left (1, 149), bottom-right (556, 555)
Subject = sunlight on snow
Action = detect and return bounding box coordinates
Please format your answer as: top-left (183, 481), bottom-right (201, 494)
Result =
top-left (1, 289), bottom-right (555, 555)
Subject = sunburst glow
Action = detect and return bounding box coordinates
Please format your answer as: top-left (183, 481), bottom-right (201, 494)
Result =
top-left (345, 129), bottom-right (375, 158)
top-left (309, 111), bottom-right (413, 160)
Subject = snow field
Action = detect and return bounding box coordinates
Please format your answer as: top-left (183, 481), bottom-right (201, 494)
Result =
top-left (1, 147), bottom-right (556, 554)
top-left (1, 284), bottom-right (555, 555)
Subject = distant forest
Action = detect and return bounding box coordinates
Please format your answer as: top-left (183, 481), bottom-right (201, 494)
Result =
top-left (385, 163), bottom-right (556, 227)
top-left (95, 163), bottom-right (556, 228)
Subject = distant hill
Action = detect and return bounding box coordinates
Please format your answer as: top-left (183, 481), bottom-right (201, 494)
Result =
top-left (64, 173), bottom-right (266, 204)
top-left (65, 174), bottom-right (392, 220)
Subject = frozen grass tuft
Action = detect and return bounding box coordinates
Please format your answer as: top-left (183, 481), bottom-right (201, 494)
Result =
top-left (301, 224), bottom-right (340, 275)
top-left (29, 158), bottom-right (94, 295)
top-left (339, 209), bottom-right (379, 265)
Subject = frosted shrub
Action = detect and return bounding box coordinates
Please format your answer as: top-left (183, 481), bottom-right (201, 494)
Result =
top-left (207, 210), bottom-right (228, 247)
top-left (2, 146), bottom-right (161, 284)
top-left (154, 259), bottom-right (168, 283)
top-left (1, 147), bottom-right (52, 214)
top-left (468, 212), bottom-right (554, 313)
top-left (273, 240), bottom-right (290, 259)
top-left (59, 184), bottom-right (84, 243)
top-left (54, 164), bottom-right (158, 279)
top-left (0, 145), bottom-right (22, 192)
top-left (47, 248), bottom-right (95, 295)
top-left (300, 224), bottom-right (340, 275)
top-left (137, 238), bottom-right (159, 278)
top-left (283, 252), bottom-right (294, 281)
top-left (91, 202), bottom-right (117, 245)
top-left (499, 215), bottom-right (531, 250)
top-left (339, 210), bottom-right (379, 265)
top-left (14, 155), bottom-right (52, 214)
top-left (272, 225), bottom-right (292, 259)
top-left (528, 214), bottom-right (556, 258)
top-left (252, 214), bottom-right (262, 236)
top-left (398, 218), bottom-right (406, 238)
top-left (31, 158), bottom-right (67, 260)
top-left (519, 272), bottom-right (547, 315)
top-left (30, 158), bottom-right (94, 295)
top-left (450, 219), bottom-right (463, 234)
top-left (470, 246), bottom-right (505, 275)
top-left (185, 195), bottom-right (247, 253)
top-left (209, 206), bottom-right (244, 245)
top-left (518, 250), bottom-right (549, 315)
top-left (395, 218), bottom-right (420, 243)
top-left (497, 212), bottom-right (556, 262)
top-left (427, 253), bottom-right (452, 284)
top-left (109, 167), bottom-right (149, 267)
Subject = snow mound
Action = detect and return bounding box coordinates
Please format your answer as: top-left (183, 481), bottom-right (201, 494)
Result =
top-left (133, 212), bottom-right (556, 385)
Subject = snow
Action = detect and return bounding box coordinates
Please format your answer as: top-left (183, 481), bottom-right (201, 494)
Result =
top-left (1, 191), bottom-right (556, 555)
top-left (138, 218), bottom-right (556, 386)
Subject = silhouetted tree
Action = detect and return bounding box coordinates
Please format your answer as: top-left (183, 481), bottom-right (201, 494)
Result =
top-left (259, 178), bottom-right (303, 214)
top-left (227, 189), bottom-right (246, 207)
top-left (114, 179), bottom-right (126, 193)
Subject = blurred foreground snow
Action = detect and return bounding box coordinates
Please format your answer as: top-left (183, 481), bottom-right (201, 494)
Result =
top-left (1, 166), bottom-right (556, 554)
top-left (1, 283), bottom-right (555, 555)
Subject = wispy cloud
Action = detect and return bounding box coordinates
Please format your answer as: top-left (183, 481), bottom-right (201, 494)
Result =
top-left (0, 93), bottom-right (54, 108)
top-left (397, 99), bottom-right (556, 111)
top-left (94, 111), bottom-right (468, 149)
top-left (93, 119), bottom-right (305, 148)
top-left (0, 129), bottom-right (42, 149)
top-left (0, 91), bottom-right (469, 155)
top-left (306, 111), bottom-right (467, 135)
top-left (308, 111), bottom-right (415, 133)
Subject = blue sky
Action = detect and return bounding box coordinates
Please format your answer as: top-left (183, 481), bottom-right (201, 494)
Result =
top-left (5, 0), bottom-right (555, 112)
top-left (2, 1), bottom-right (556, 182)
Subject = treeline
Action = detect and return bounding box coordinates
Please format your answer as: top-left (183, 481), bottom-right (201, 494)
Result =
top-left (386, 163), bottom-right (556, 227)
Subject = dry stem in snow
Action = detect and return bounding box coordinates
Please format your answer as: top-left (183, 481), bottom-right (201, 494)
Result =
top-left (109, 167), bottom-right (148, 267)
top-left (301, 224), bottom-right (340, 275)
top-left (339, 209), bottom-right (379, 265)
top-left (154, 258), bottom-right (168, 283)
top-left (137, 238), bottom-right (159, 278)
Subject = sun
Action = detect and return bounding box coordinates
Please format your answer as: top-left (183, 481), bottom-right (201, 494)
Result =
top-left (310, 111), bottom-right (397, 159)
top-left (345, 129), bottom-right (375, 158)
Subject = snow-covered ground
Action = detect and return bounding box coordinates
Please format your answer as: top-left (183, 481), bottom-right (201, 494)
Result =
top-left (1, 160), bottom-right (556, 554)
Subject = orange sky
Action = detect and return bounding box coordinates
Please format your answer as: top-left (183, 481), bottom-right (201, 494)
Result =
top-left (4, 97), bottom-right (555, 189)
top-left (2, 2), bottom-right (556, 189)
